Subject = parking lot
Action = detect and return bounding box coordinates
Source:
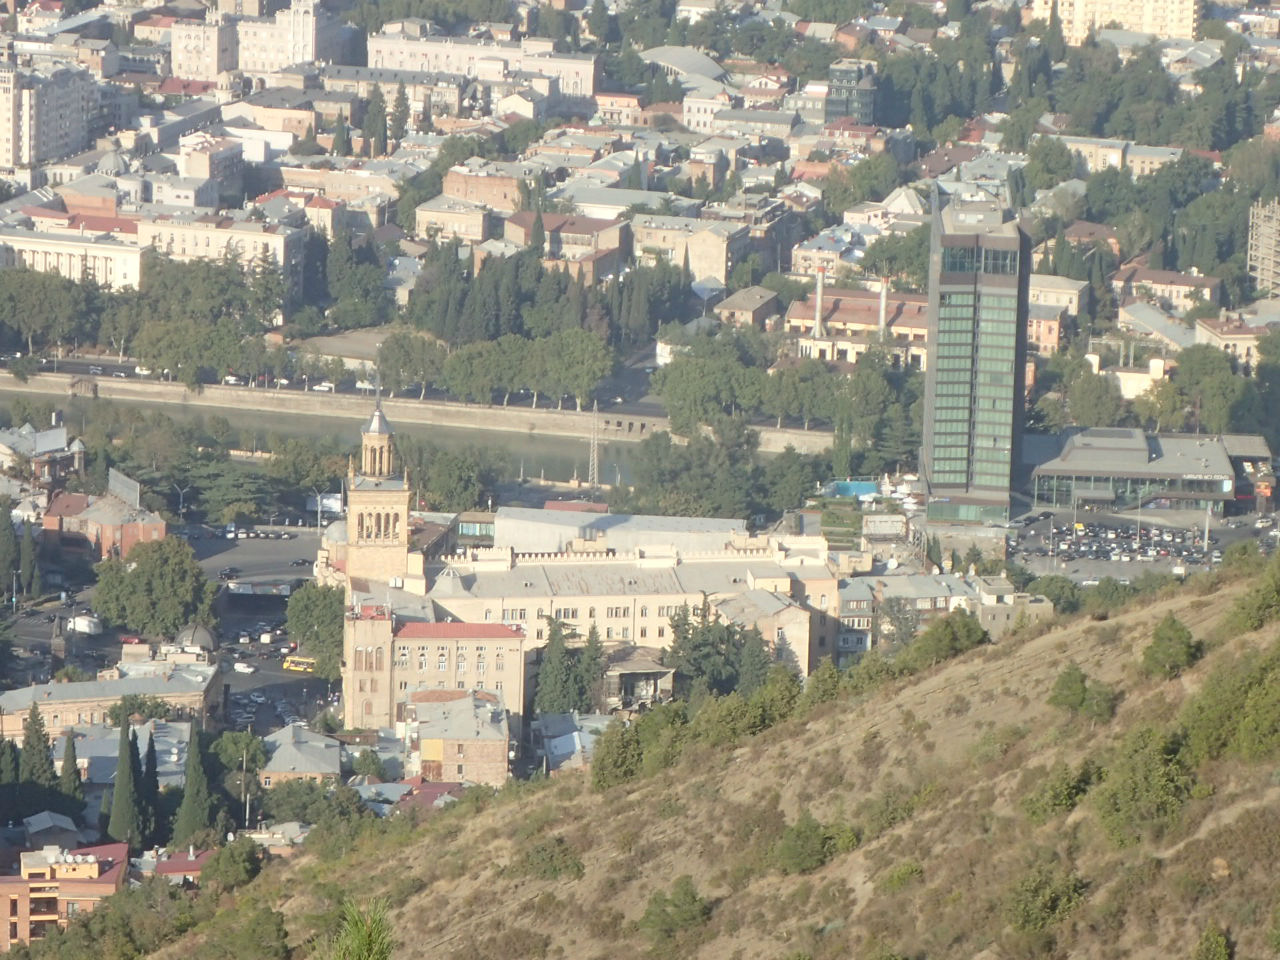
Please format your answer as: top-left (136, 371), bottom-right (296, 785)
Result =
top-left (4, 530), bottom-right (329, 732)
top-left (1007, 510), bottom-right (1273, 582)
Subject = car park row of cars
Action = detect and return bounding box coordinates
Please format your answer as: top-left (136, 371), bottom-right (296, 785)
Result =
top-left (1009, 516), bottom-right (1227, 567)
top-left (225, 690), bottom-right (305, 731)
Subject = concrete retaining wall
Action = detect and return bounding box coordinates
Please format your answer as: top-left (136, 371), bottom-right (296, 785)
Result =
top-left (0, 372), bottom-right (835, 454)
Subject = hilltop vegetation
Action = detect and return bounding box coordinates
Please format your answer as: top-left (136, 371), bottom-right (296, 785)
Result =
top-left (20, 556), bottom-right (1280, 960)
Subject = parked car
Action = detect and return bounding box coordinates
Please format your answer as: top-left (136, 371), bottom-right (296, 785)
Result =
top-left (311, 381), bottom-right (335, 392)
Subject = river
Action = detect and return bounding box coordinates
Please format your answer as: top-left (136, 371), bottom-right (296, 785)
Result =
top-left (33, 394), bottom-right (643, 485)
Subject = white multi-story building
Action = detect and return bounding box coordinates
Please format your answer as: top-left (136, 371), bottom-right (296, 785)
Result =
top-left (171, 17), bottom-right (238, 82)
top-left (135, 215), bottom-right (306, 302)
top-left (0, 62), bottom-right (96, 171)
top-left (1028, 0), bottom-right (1200, 45)
top-left (366, 27), bottom-right (596, 100)
top-left (236, 0), bottom-right (345, 78)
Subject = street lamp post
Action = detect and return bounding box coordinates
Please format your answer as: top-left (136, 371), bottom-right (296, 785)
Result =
top-left (173, 483), bottom-right (191, 524)
top-left (309, 486), bottom-right (325, 532)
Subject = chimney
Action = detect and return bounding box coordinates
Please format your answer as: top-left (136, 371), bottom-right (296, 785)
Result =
top-left (188, 844), bottom-right (194, 861)
top-left (813, 266), bottom-right (826, 338)
top-left (878, 278), bottom-right (888, 338)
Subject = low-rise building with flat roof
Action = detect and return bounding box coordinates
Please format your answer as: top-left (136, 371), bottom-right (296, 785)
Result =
top-left (1027, 427), bottom-right (1265, 514)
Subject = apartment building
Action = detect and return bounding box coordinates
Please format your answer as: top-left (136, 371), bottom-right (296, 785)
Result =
top-left (346, 617), bottom-right (536, 735)
top-left (1195, 313), bottom-right (1280, 370)
top-left (0, 844), bottom-right (128, 950)
top-left (1110, 264), bottom-right (1221, 313)
top-left (170, 18), bottom-right (238, 82)
top-left (414, 194), bottom-right (490, 242)
top-left (1028, 273), bottom-right (1089, 318)
top-left (366, 28), bottom-right (597, 100)
top-left (236, 0), bottom-right (346, 78)
top-left (179, 133), bottom-right (243, 181)
top-left (503, 210), bottom-right (627, 259)
top-left (631, 213), bottom-right (750, 286)
top-left (135, 215), bottom-right (305, 300)
top-left (440, 158), bottom-right (546, 214)
top-left (405, 690), bottom-right (510, 787)
top-left (1029, 0), bottom-right (1200, 45)
top-left (0, 63), bottom-right (96, 171)
top-left (317, 65), bottom-right (464, 123)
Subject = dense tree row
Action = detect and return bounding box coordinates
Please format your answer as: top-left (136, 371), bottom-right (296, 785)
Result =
top-left (405, 239), bottom-right (690, 351)
top-left (611, 421), bottom-right (830, 521)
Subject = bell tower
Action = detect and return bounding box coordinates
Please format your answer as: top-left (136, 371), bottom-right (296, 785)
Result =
top-left (344, 402), bottom-right (422, 589)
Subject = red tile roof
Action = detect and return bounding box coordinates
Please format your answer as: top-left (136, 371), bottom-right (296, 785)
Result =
top-left (154, 849), bottom-right (214, 875)
top-left (46, 492), bottom-right (90, 518)
top-left (395, 622), bottom-right (524, 639)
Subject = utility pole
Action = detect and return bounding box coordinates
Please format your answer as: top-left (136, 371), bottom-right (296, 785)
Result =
top-left (242, 745), bottom-right (250, 829)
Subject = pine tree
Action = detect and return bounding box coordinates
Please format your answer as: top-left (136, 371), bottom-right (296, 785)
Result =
top-left (19, 704), bottom-right (56, 788)
top-left (534, 619), bottom-right (580, 714)
top-left (171, 732), bottom-right (215, 847)
top-left (107, 722), bottom-right (143, 849)
top-left (142, 733), bottom-right (160, 844)
top-left (18, 522), bottom-right (34, 594)
top-left (389, 82), bottom-right (410, 142)
top-left (59, 735), bottom-right (83, 804)
top-left (576, 625), bottom-right (605, 712)
top-left (331, 116), bottom-right (351, 157)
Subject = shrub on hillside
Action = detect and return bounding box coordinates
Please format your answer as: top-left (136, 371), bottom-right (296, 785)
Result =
top-left (1021, 760), bottom-right (1100, 824)
top-left (591, 719), bottom-right (642, 790)
top-left (1005, 860), bottom-right (1085, 933)
top-left (1192, 921), bottom-right (1233, 960)
top-left (1092, 726), bottom-right (1192, 846)
top-left (771, 810), bottom-right (833, 875)
top-left (1142, 614), bottom-right (1201, 679)
top-left (640, 876), bottom-right (711, 946)
top-left (1223, 551), bottom-right (1280, 633)
top-left (515, 837), bottom-right (584, 881)
top-left (1048, 662), bottom-right (1120, 723)
top-left (896, 611), bottom-right (988, 673)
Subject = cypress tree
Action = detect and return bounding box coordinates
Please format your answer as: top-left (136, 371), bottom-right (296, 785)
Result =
top-left (0, 497), bottom-right (18, 595)
top-left (106, 722), bottom-right (143, 849)
top-left (0, 738), bottom-right (17, 784)
top-left (534, 619), bottom-right (578, 715)
top-left (59, 734), bottom-right (83, 804)
top-left (142, 733), bottom-right (160, 844)
top-left (331, 116), bottom-right (351, 157)
top-left (389, 81), bottom-right (410, 141)
top-left (575, 625), bottom-right (605, 713)
top-left (18, 522), bottom-right (34, 594)
top-left (171, 733), bottom-right (214, 847)
top-left (19, 704), bottom-right (56, 788)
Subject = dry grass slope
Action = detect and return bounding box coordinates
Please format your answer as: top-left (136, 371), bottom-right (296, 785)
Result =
top-left (154, 573), bottom-right (1280, 960)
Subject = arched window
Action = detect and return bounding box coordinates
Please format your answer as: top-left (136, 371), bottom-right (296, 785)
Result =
top-left (640, 606), bottom-right (648, 617)
top-left (354, 649), bottom-right (364, 671)
top-left (363, 701), bottom-right (372, 716)
top-left (375, 647), bottom-right (384, 671)
top-left (588, 607), bottom-right (596, 618)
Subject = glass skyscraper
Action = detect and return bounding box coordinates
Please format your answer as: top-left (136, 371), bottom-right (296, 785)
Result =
top-left (921, 199), bottom-right (1029, 523)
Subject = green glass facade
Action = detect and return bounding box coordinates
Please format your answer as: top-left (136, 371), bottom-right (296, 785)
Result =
top-left (922, 203), bottom-right (1029, 524)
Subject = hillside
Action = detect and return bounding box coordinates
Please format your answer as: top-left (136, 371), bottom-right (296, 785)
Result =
top-left (151, 565), bottom-right (1280, 959)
